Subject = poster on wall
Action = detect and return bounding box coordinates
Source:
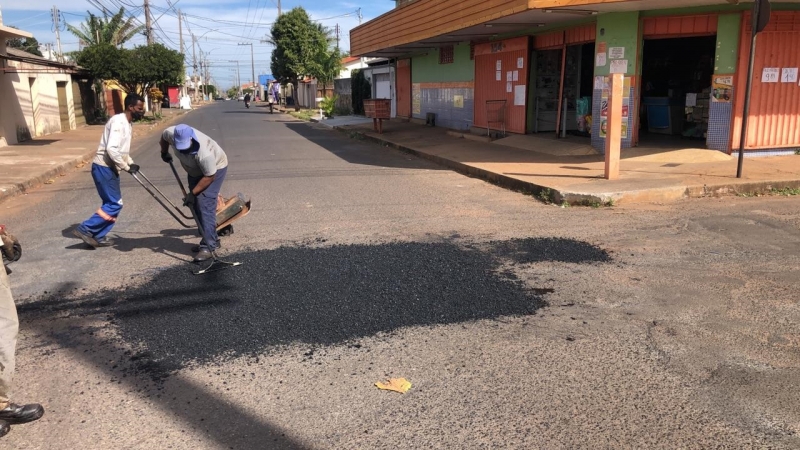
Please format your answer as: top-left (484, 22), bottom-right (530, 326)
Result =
top-left (596, 52), bottom-right (607, 67)
top-left (496, 60), bottom-right (502, 71)
top-left (781, 68), bottom-right (798, 83)
top-left (506, 71), bottom-right (512, 82)
top-left (600, 76), bottom-right (631, 99)
top-left (454, 95), bottom-right (464, 108)
top-left (506, 82), bottom-right (512, 93)
top-left (609, 59), bottom-right (628, 74)
top-left (517, 57), bottom-right (524, 69)
top-left (609, 47), bottom-right (625, 59)
top-left (514, 85), bottom-right (526, 106)
top-left (711, 75), bottom-right (733, 102)
top-left (412, 83), bottom-right (421, 115)
top-left (496, 71), bottom-right (502, 81)
top-left (597, 42), bottom-right (607, 53)
top-left (513, 71), bottom-right (519, 82)
top-left (761, 68), bottom-right (779, 83)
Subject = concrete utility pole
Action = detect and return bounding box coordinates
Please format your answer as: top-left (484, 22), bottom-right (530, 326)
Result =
top-left (335, 23), bottom-right (340, 50)
top-left (192, 34), bottom-right (198, 102)
top-left (51, 6), bottom-right (63, 62)
top-left (238, 43), bottom-right (255, 97)
top-left (229, 60), bottom-right (241, 93)
top-left (357, 8), bottom-right (362, 25)
top-left (178, 9), bottom-right (185, 96)
top-left (144, 0), bottom-right (153, 45)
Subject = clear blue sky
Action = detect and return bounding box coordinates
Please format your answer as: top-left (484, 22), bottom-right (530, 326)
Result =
top-left (2, 0), bottom-right (394, 88)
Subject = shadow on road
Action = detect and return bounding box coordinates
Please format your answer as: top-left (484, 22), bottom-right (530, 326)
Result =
top-left (17, 237), bottom-right (610, 448)
top-left (283, 122), bottom-right (447, 171)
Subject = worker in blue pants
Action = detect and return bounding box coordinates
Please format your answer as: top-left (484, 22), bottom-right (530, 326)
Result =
top-left (159, 124), bottom-right (229, 262)
top-left (74, 94), bottom-right (145, 248)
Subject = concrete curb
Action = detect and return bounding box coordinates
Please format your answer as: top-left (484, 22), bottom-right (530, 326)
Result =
top-left (335, 126), bottom-right (800, 205)
top-left (0, 110), bottom-right (193, 205)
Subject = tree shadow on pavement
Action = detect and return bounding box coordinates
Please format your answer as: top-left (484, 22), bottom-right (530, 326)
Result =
top-left (17, 237), bottom-right (610, 449)
top-left (283, 122), bottom-right (447, 171)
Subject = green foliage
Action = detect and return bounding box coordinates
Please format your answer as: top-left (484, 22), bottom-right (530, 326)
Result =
top-left (226, 86), bottom-right (239, 98)
top-left (67, 7), bottom-right (143, 47)
top-left (319, 95), bottom-right (338, 118)
top-left (202, 85), bottom-right (217, 96)
top-left (270, 7), bottom-right (330, 109)
top-left (115, 44), bottom-right (184, 97)
top-left (75, 44), bottom-right (121, 80)
top-left (6, 27), bottom-right (43, 56)
top-left (351, 69), bottom-right (371, 115)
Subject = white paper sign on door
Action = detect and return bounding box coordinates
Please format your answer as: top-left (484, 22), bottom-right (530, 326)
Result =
top-left (762, 68), bottom-right (779, 83)
top-left (781, 68), bottom-right (798, 83)
top-left (496, 71), bottom-right (501, 81)
top-left (514, 85), bottom-right (526, 106)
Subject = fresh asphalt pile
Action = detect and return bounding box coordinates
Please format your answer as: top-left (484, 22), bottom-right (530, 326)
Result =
top-left (19, 238), bottom-right (611, 381)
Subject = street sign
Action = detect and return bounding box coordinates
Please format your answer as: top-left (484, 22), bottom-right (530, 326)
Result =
top-left (752, 0), bottom-right (771, 35)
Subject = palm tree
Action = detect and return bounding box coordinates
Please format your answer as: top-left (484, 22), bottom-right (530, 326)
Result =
top-left (67, 7), bottom-right (143, 48)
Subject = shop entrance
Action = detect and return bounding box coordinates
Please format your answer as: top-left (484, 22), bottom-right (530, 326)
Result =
top-left (531, 42), bottom-right (595, 136)
top-left (639, 35), bottom-right (716, 146)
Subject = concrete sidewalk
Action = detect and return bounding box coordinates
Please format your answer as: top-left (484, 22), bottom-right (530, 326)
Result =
top-left (327, 118), bottom-right (800, 204)
top-left (0, 107), bottom-right (195, 204)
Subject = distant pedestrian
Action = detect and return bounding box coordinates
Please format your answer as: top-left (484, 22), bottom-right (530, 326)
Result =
top-left (1, 260), bottom-right (45, 439)
top-left (73, 94), bottom-right (145, 248)
top-left (271, 82), bottom-right (280, 106)
top-left (159, 124), bottom-right (229, 262)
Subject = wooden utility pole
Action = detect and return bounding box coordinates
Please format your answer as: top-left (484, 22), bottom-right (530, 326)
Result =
top-left (144, 0), bottom-right (153, 45)
top-left (192, 34), bottom-right (198, 102)
top-left (178, 9), bottom-right (185, 96)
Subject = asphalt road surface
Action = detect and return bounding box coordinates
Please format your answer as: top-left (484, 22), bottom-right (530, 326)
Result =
top-left (3, 101), bottom-right (800, 449)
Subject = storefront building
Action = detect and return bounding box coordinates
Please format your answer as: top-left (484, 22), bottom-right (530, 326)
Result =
top-left (351, 0), bottom-right (800, 155)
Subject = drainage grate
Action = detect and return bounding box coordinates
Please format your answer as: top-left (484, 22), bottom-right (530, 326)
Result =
top-left (661, 163), bottom-right (682, 168)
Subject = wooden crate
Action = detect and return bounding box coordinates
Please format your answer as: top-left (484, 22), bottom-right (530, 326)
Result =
top-left (364, 99), bottom-right (391, 119)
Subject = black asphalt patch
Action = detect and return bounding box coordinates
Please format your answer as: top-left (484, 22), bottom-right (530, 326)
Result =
top-left (20, 238), bottom-right (610, 380)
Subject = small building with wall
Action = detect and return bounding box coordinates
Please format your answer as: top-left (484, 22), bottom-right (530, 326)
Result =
top-left (1, 40), bottom-right (85, 146)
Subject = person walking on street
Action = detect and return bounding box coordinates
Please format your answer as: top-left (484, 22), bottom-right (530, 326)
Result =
top-left (73, 94), bottom-right (145, 248)
top-left (1, 259), bottom-right (45, 438)
top-left (159, 125), bottom-right (229, 262)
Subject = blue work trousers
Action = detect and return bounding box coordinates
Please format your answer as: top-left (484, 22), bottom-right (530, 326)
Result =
top-left (188, 166), bottom-right (227, 251)
top-left (78, 164), bottom-right (123, 239)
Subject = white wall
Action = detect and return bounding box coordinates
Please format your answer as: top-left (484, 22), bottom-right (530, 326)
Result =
top-left (0, 58), bottom-right (75, 145)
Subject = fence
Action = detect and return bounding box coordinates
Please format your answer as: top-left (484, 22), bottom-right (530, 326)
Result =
top-left (334, 78), bottom-right (352, 115)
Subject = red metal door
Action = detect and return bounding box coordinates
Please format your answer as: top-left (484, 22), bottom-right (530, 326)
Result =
top-left (732, 11), bottom-right (800, 150)
top-left (396, 59), bottom-right (412, 118)
top-left (474, 36), bottom-right (530, 134)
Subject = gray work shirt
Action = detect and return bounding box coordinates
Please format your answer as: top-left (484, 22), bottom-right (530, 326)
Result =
top-left (162, 126), bottom-right (229, 177)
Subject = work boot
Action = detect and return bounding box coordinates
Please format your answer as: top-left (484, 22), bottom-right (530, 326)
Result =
top-left (72, 228), bottom-right (98, 248)
top-left (0, 402), bottom-right (45, 425)
top-left (0, 420), bottom-right (9, 438)
top-left (191, 243), bottom-right (221, 253)
top-left (95, 237), bottom-right (114, 247)
top-left (193, 249), bottom-right (212, 262)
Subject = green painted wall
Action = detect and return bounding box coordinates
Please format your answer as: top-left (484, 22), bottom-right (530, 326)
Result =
top-left (411, 43), bottom-right (474, 83)
top-left (594, 12), bottom-right (640, 77)
top-left (715, 14), bottom-right (741, 74)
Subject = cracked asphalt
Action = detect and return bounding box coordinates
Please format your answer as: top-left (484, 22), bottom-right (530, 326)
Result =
top-left (2, 101), bottom-right (800, 449)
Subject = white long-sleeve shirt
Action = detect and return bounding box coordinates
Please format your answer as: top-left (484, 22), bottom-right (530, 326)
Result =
top-left (93, 113), bottom-right (134, 172)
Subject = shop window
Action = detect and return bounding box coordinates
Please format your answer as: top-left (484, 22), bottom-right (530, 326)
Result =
top-left (439, 45), bottom-right (454, 64)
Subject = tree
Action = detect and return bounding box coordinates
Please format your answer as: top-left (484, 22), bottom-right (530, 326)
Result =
top-left (202, 85), bottom-right (217, 97)
top-left (6, 27), bottom-right (43, 56)
top-left (312, 47), bottom-right (344, 98)
top-left (115, 44), bottom-right (184, 98)
top-left (67, 7), bottom-right (143, 47)
top-left (269, 7), bottom-right (329, 110)
top-left (74, 44), bottom-right (121, 80)
top-left (226, 86), bottom-right (239, 99)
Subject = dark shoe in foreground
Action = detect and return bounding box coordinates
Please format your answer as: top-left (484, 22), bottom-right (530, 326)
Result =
top-left (0, 420), bottom-right (9, 438)
top-left (193, 249), bottom-right (212, 262)
top-left (95, 237), bottom-right (114, 247)
top-left (72, 228), bottom-right (98, 248)
top-left (0, 403), bottom-right (44, 425)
